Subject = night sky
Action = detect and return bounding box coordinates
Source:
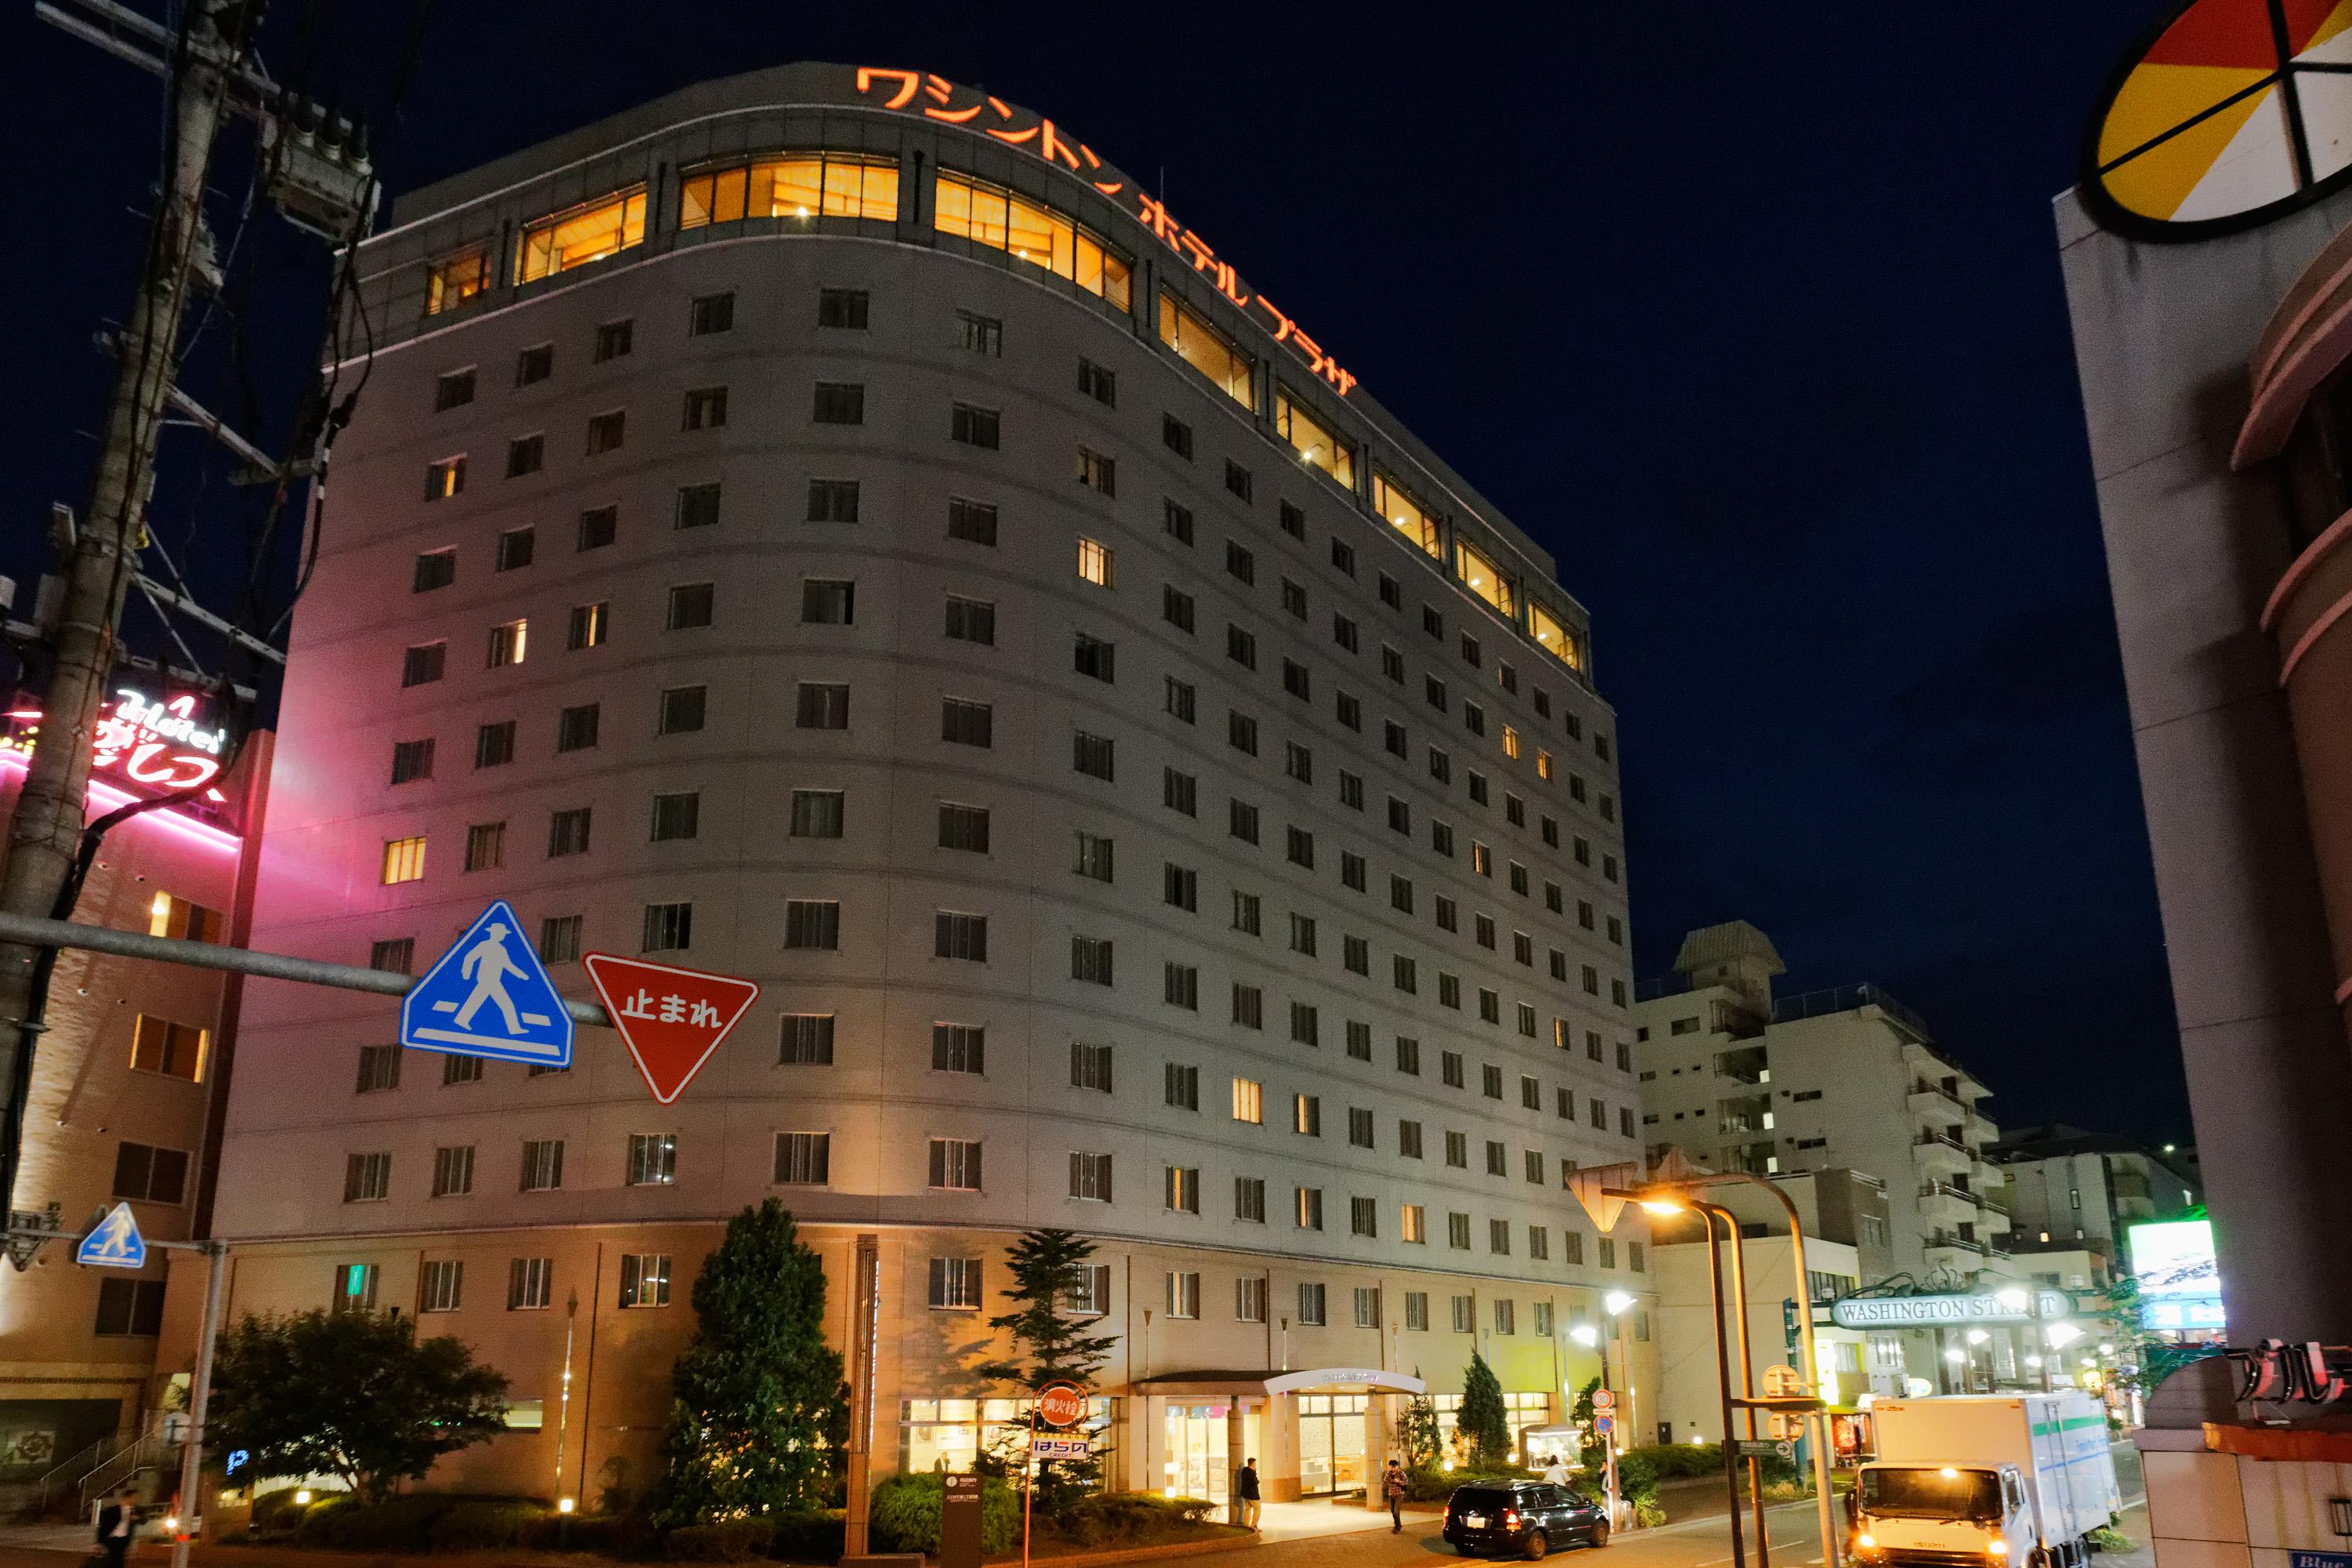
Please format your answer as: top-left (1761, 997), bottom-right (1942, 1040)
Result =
top-left (0, 2), bottom-right (2189, 1142)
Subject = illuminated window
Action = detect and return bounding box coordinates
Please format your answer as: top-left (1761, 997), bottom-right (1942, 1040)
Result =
top-left (1276, 387), bottom-right (1355, 488)
top-left (1373, 472), bottom-right (1440, 558)
top-left (1158, 291), bottom-right (1253, 408)
top-left (424, 248), bottom-right (488, 316)
top-left (148, 893), bottom-right (220, 942)
top-left (681, 153), bottom-right (899, 230)
top-left (1503, 726), bottom-right (1522, 760)
top-left (1232, 1077), bottom-right (1264, 1123)
top-left (1529, 601), bottom-right (1584, 671)
top-left (1076, 537), bottom-right (1113, 587)
top-left (517, 187), bottom-right (646, 284)
top-left (934, 171), bottom-right (1131, 310)
top-left (382, 835), bottom-right (426, 885)
top-left (130, 1015), bottom-right (208, 1082)
top-left (1457, 539), bottom-right (1517, 617)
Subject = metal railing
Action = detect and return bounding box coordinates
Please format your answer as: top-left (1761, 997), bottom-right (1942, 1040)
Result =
top-left (28, 1436), bottom-right (107, 1516)
top-left (78, 1434), bottom-right (172, 1516)
top-left (1914, 1130), bottom-right (1972, 1156)
top-left (1773, 981), bottom-right (1936, 1041)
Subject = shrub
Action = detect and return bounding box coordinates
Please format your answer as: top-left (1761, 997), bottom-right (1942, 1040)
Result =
top-left (1620, 1443), bottom-right (1725, 1480)
top-left (430, 1499), bottom-right (548, 1552)
top-left (288, 1494), bottom-right (552, 1553)
top-left (767, 1510), bottom-right (846, 1563)
top-left (666, 1519), bottom-right (775, 1561)
top-left (869, 1473), bottom-right (1018, 1555)
top-left (2088, 1526), bottom-right (2133, 1552)
top-left (249, 1487), bottom-right (329, 1533)
top-left (1632, 1494), bottom-right (1666, 1529)
top-left (1053, 1494), bottom-right (1219, 1546)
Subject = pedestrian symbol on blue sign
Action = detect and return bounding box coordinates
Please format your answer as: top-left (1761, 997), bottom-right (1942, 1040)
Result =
top-left (76, 1203), bottom-right (147, 1269)
top-left (400, 900), bottom-right (573, 1068)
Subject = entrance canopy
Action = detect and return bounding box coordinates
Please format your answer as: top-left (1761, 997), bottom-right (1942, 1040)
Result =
top-left (1131, 1367), bottom-right (1426, 1398)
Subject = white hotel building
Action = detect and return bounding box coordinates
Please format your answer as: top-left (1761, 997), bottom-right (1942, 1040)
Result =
top-left (201, 62), bottom-right (1654, 1505)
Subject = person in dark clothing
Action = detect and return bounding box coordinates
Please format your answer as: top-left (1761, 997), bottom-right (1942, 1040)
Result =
top-left (1382, 1459), bottom-right (1408, 1532)
top-left (95, 1488), bottom-right (136, 1568)
top-left (1236, 1458), bottom-right (1261, 1530)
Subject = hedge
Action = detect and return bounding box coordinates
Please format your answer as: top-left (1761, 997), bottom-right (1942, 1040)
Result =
top-left (1054, 1494), bottom-right (1220, 1546)
top-left (869, 1474), bottom-right (1018, 1555)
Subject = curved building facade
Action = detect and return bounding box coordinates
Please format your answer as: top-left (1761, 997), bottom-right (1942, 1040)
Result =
top-left (212, 63), bottom-right (1651, 1503)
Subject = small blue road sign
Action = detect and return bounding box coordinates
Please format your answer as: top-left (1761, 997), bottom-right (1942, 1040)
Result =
top-left (1592, 1414), bottom-right (1615, 1436)
top-left (76, 1203), bottom-right (146, 1269)
top-left (400, 900), bottom-right (574, 1068)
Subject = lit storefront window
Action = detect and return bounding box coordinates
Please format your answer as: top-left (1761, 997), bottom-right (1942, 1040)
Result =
top-left (1528, 602), bottom-right (1584, 672)
top-left (1373, 472), bottom-right (1441, 560)
top-left (902, 1396), bottom-right (1119, 1475)
top-left (1160, 291), bottom-right (1254, 408)
top-left (680, 153), bottom-right (900, 228)
top-left (935, 172), bottom-right (1131, 310)
top-left (1276, 387), bottom-right (1356, 488)
top-left (1457, 539), bottom-right (1516, 618)
top-left (517, 187), bottom-right (647, 284)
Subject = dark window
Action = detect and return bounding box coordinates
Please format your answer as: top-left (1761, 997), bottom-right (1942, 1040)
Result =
top-left (948, 496), bottom-right (998, 544)
top-left (474, 720), bottom-right (517, 768)
top-left (586, 409), bottom-right (626, 453)
top-left (956, 310), bottom-right (1003, 355)
top-left (434, 368), bottom-right (476, 411)
top-left (516, 343), bottom-right (553, 385)
top-left (577, 505), bottom-right (618, 550)
top-left (594, 318), bottom-right (633, 361)
top-left (556, 703), bottom-right (600, 752)
top-left (1225, 459), bottom-right (1253, 501)
top-left (689, 291), bottom-right (735, 336)
top-left (658, 685), bottom-right (706, 735)
top-left (818, 288), bottom-right (869, 328)
top-left (797, 682), bottom-right (851, 730)
top-left (808, 479), bottom-right (860, 521)
top-left (952, 402), bottom-right (1000, 448)
top-left (505, 434), bottom-right (544, 477)
top-left (945, 596), bottom-right (996, 644)
top-left (1163, 415), bottom-right (1194, 459)
top-left (94, 1277), bottom-right (167, 1337)
top-left (682, 385), bottom-right (729, 430)
top-left (1078, 359), bottom-right (1117, 407)
top-left (942, 698), bottom-right (993, 747)
top-left (412, 549), bottom-right (456, 593)
top-left (676, 481), bottom-right (723, 530)
top-left (814, 382), bottom-right (866, 424)
top-left (667, 582), bottom-right (716, 630)
top-left (1163, 499), bottom-right (1194, 543)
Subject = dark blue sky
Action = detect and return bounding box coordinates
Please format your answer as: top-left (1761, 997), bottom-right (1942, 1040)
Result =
top-left (0, 1), bottom-right (2187, 1141)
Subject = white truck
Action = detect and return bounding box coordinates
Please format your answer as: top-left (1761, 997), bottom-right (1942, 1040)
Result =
top-left (1848, 1393), bottom-right (2119, 1568)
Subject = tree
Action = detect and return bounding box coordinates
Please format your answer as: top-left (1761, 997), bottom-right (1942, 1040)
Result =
top-left (1459, 1351), bottom-right (1512, 1470)
top-left (656, 1200), bottom-right (849, 1525)
top-left (1568, 1375), bottom-right (1606, 1477)
top-left (1396, 1394), bottom-right (1443, 1471)
top-left (209, 1309), bottom-right (508, 1500)
top-left (972, 1230), bottom-right (1121, 1515)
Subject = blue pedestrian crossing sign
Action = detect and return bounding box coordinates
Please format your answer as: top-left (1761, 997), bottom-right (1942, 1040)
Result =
top-left (399, 900), bottom-right (574, 1069)
top-left (76, 1203), bottom-right (147, 1269)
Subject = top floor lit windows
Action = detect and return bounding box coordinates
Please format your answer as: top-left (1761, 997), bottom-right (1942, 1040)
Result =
top-left (1457, 539), bottom-right (1517, 619)
top-left (1373, 471), bottom-right (1440, 559)
top-left (1276, 387), bottom-right (1355, 489)
top-left (517, 187), bottom-right (647, 284)
top-left (1159, 290), bottom-right (1252, 408)
top-left (425, 248), bottom-right (488, 317)
top-left (678, 152), bottom-right (900, 229)
top-left (1528, 601), bottom-right (1584, 672)
top-left (935, 171), bottom-right (1132, 310)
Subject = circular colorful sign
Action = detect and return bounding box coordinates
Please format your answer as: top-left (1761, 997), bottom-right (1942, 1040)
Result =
top-left (2082, 0), bottom-right (2352, 241)
top-left (1033, 1382), bottom-right (1087, 1428)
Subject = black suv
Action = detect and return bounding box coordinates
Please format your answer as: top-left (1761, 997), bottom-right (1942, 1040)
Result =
top-left (1443, 1482), bottom-right (1610, 1558)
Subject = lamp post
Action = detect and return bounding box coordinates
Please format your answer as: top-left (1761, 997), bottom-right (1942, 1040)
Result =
top-left (1621, 1177), bottom-right (1842, 1568)
top-left (1570, 1322), bottom-right (1617, 1527)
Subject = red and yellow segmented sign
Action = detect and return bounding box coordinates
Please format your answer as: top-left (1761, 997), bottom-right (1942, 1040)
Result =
top-left (2087, 0), bottom-right (2352, 236)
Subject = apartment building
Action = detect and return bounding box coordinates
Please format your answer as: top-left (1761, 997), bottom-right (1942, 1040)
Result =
top-left (1989, 1124), bottom-right (2199, 1276)
top-left (201, 63), bottom-right (1654, 1505)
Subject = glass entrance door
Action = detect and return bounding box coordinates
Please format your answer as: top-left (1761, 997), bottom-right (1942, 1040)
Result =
top-left (1162, 1404), bottom-right (1231, 1502)
top-left (1295, 1393), bottom-right (1369, 1497)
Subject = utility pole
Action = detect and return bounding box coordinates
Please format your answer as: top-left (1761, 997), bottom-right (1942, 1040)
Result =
top-left (0, 0), bottom-right (239, 1216)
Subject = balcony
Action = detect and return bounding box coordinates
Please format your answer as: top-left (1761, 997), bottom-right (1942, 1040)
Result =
top-left (1722, 1140), bottom-right (1777, 1176)
top-left (1715, 1044), bottom-right (1770, 1086)
top-left (1914, 1130), bottom-right (1973, 1174)
top-left (1907, 1083), bottom-right (1966, 1117)
top-left (1918, 1181), bottom-right (1979, 1226)
top-left (1718, 1093), bottom-right (1773, 1136)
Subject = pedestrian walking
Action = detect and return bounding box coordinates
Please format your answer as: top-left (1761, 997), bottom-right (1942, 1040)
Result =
top-left (1236, 1457), bottom-right (1261, 1530)
top-left (1541, 1453), bottom-right (1572, 1486)
top-left (95, 1488), bottom-right (136, 1568)
top-left (1382, 1458), bottom-right (1410, 1532)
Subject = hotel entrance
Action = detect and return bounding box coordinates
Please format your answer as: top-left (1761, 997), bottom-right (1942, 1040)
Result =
top-left (1295, 1392), bottom-right (1368, 1497)
top-left (1161, 1403), bottom-right (1263, 1502)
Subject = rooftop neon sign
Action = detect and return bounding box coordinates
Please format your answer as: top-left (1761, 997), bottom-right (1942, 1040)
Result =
top-left (855, 68), bottom-right (1358, 398)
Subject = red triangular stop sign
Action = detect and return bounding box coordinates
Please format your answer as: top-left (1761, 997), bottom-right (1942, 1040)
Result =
top-left (581, 953), bottom-right (761, 1104)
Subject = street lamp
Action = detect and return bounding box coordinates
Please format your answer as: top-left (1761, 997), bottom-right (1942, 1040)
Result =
top-left (2045, 1323), bottom-right (2083, 1350)
top-left (1570, 1324), bottom-right (1600, 1348)
top-left (1943, 1348), bottom-right (1965, 1363)
top-left (1965, 1330), bottom-right (1990, 1345)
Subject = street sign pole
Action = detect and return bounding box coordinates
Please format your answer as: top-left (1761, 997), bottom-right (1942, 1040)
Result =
top-left (1021, 1442), bottom-right (1034, 1568)
top-left (171, 1240), bottom-right (227, 1568)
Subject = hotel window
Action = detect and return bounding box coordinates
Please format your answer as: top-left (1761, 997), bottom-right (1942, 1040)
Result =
top-left (1294, 1094), bottom-right (1322, 1137)
top-left (1076, 536), bottom-right (1113, 586)
top-left (112, 1142), bottom-right (190, 1203)
top-left (517, 186), bottom-right (646, 282)
top-left (343, 1151), bottom-right (391, 1203)
top-left (1074, 631), bottom-right (1116, 682)
top-left (935, 911), bottom-right (989, 961)
top-left (1351, 1198), bottom-right (1379, 1240)
top-left (641, 901), bottom-right (692, 953)
top-left (1157, 289), bottom-right (1253, 408)
top-left (1070, 1041), bottom-right (1113, 1091)
top-left (1402, 1204), bottom-right (1427, 1244)
top-left (594, 318), bottom-right (633, 361)
top-left (1225, 459), bottom-right (1254, 502)
top-left (400, 640), bottom-right (446, 687)
top-left (795, 681), bottom-right (847, 728)
top-left (618, 1252), bottom-right (671, 1308)
top-left (1373, 471), bottom-right (1441, 558)
top-left (430, 1145), bottom-right (474, 1199)
top-left (808, 478), bottom-right (861, 522)
top-left (929, 1138), bottom-right (984, 1192)
top-left (389, 738), bottom-right (434, 786)
top-left (1296, 1283), bottom-right (1328, 1326)
top-left (659, 685), bottom-right (706, 735)
top-left (380, 836), bottom-right (426, 885)
top-left (1237, 1276), bottom-right (1269, 1323)
top-left (1448, 1213), bottom-right (1472, 1250)
top-left (547, 807), bottom-right (593, 858)
top-left (423, 456), bottom-right (465, 501)
top-left (463, 821), bottom-right (505, 873)
top-left (818, 288), bottom-right (869, 329)
top-left (934, 170), bottom-right (1132, 308)
top-left (779, 1014), bottom-right (836, 1065)
top-left (442, 1052), bottom-right (484, 1087)
top-left (1166, 1271), bottom-right (1200, 1318)
top-left (1164, 961), bottom-right (1199, 1007)
top-left (783, 898), bottom-right (840, 950)
top-left (1072, 730), bottom-right (1114, 779)
top-left (803, 578), bottom-right (855, 626)
top-left (813, 382), bottom-right (865, 424)
top-left (948, 496), bottom-right (999, 544)
top-left (951, 401), bottom-right (1000, 449)
top-left (1069, 1151), bottom-right (1113, 1202)
top-left (1397, 1037), bottom-right (1422, 1074)
top-left (1494, 1298), bottom-right (1516, 1334)
top-left (1165, 1062), bottom-right (1200, 1110)
top-left (1070, 935), bottom-right (1113, 985)
top-left (1235, 1176), bottom-right (1266, 1221)
top-left (1077, 446), bottom-right (1116, 495)
top-left (567, 601), bottom-right (608, 651)
top-left (956, 310), bottom-right (1002, 355)
top-left (1077, 358), bottom-right (1116, 406)
top-left (355, 1044), bottom-right (401, 1093)
top-left (1457, 539), bottom-right (1516, 617)
top-left (504, 433), bottom-right (542, 477)
top-left (679, 152), bottom-right (898, 228)
top-left (508, 1258), bottom-right (554, 1311)
top-left (1232, 1077), bottom-right (1264, 1124)
top-left (521, 1138), bottom-right (565, 1192)
top-left (93, 1278), bottom-right (166, 1338)
top-left (929, 1257), bottom-right (983, 1310)
top-left (1164, 498), bottom-right (1195, 543)
top-left (688, 290), bottom-right (735, 336)
top-left (1296, 1187), bottom-right (1324, 1230)
top-left (486, 619), bottom-right (527, 667)
top-left (936, 800), bottom-right (988, 851)
top-left (1276, 387), bottom-right (1356, 487)
top-left (577, 505), bottom-right (617, 550)
top-left (942, 698), bottom-right (993, 747)
top-left (538, 916), bottom-right (583, 964)
top-left (424, 246), bottom-right (488, 316)
top-left (776, 1133), bottom-right (833, 1185)
top-left (557, 702), bottom-right (601, 752)
top-left (1490, 1218), bottom-right (1512, 1255)
top-left (932, 1024), bottom-right (986, 1075)
top-left (1164, 1165), bottom-right (1200, 1214)
top-left (683, 385), bottom-right (728, 430)
top-left (1163, 414), bottom-right (1194, 459)
top-left (585, 409), bottom-right (626, 454)
top-left (1529, 601), bottom-right (1583, 670)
